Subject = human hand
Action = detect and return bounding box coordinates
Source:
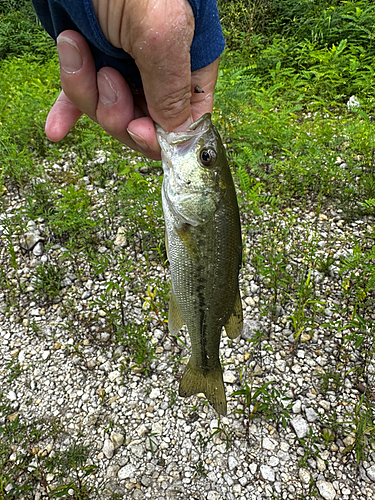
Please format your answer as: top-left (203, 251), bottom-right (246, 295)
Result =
top-left (46, 0), bottom-right (219, 160)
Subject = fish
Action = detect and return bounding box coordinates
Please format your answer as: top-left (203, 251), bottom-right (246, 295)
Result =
top-left (156, 113), bottom-right (243, 415)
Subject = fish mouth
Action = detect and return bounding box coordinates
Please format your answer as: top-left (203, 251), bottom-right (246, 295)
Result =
top-left (155, 113), bottom-right (212, 147)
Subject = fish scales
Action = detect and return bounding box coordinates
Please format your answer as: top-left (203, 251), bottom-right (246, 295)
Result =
top-left (156, 113), bottom-right (243, 415)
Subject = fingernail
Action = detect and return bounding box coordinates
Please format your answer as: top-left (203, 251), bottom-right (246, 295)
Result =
top-left (57, 35), bottom-right (83, 73)
top-left (98, 73), bottom-right (118, 105)
top-left (127, 130), bottom-right (149, 150)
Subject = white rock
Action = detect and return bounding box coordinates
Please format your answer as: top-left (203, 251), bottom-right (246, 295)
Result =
top-left (233, 484), bottom-right (241, 494)
top-left (299, 468), bottom-right (311, 484)
top-left (319, 400), bottom-right (331, 411)
top-left (85, 279), bottom-right (93, 290)
top-left (26, 220), bottom-right (37, 229)
top-left (241, 319), bottom-right (263, 340)
top-left (102, 438), bottom-right (114, 459)
top-left (106, 465), bottom-right (120, 478)
top-left (114, 227), bottom-right (127, 246)
top-left (290, 416), bottom-right (309, 439)
top-left (223, 473), bottom-right (233, 486)
top-left (292, 400), bottom-right (302, 414)
top-left (20, 232), bottom-right (42, 250)
top-left (305, 407), bottom-right (318, 422)
top-left (291, 364), bottom-right (301, 374)
top-left (61, 277), bottom-right (73, 287)
top-left (262, 437), bottom-right (276, 451)
top-left (316, 480), bottom-right (336, 500)
top-left (347, 95), bottom-right (361, 110)
top-left (149, 387), bottom-right (160, 399)
top-left (275, 359), bottom-right (286, 372)
top-left (151, 422), bottom-right (163, 436)
top-left (110, 432), bottom-right (124, 449)
top-left (366, 465), bottom-right (375, 482)
top-left (7, 391), bottom-right (17, 401)
top-left (228, 454), bottom-right (238, 471)
top-left (86, 359), bottom-right (96, 370)
top-left (32, 242), bottom-right (44, 256)
top-left (249, 463), bottom-right (257, 475)
top-left (316, 457), bottom-right (326, 472)
top-left (136, 424), bottom-right (148, 437)
top-left (343, 435), bottom-right (355, 447)
top-left (207, 492), bottom-right (222, 500)
top-left (130, 443), bottom-right (144, 458)
top-left (108, 370), bottom-right (121, 382)
top-left (268, 456), bottom-right (279, 467)
top-left (118, 464), bottom-right (136, 480)
top-left (260, 465), bottom-right (275, 482)
top-left (223, 371), bottom-right (236, 384)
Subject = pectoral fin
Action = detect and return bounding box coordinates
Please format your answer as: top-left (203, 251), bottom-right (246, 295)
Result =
top-left (168, 291), bottom-right (184, 335)
top-left (165, 230), bottom-right (169, 260)
top-left (224, 290), bottom-right (243, 339)
top-left (175, 225), bottom-right (200, 262)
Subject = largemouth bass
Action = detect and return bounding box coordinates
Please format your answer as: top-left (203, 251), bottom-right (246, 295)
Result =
top-left (156, 113), bottom-right (243, 415)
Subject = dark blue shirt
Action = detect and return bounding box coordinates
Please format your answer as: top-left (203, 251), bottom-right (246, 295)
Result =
top-left (32, 0), bottom-right (225, 89)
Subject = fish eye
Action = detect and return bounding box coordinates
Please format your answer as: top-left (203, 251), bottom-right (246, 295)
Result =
top-left (199, 148), bottom-right (217, 167)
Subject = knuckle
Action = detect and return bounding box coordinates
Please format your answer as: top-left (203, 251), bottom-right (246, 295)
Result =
top-left (127, 1), bottom-right (194, 54)
top-left (157, 85), bottom-right (191, 120)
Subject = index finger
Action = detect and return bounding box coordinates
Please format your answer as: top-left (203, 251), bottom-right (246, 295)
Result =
top-left (190, 58), bottom-right (220, 122)
top-left (123, 0), bottom-right (195, 132)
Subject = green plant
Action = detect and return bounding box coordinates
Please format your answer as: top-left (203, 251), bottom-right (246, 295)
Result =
top-left (33, 262), bottom-right (67, 303)
top-left (288, 269), bottom-right (324, 344)
top-left (233, 371), bottom-right (292, 434)
top-left (341, 394), bottom-right (375, 463)
top-left (147, 432), bottom-right (159, 458)
top-left (6, 358), bottom-right (22, 383)
top-left (0, 3), bottom-right (55, 62)
top-left (319, 369), bottom-right (343, 395)
top-left (209, 418), bottom-right (234, 451)
top-left (165, 387), bottom-right (177, 407)
top-left (0, 391), bottom-right (99, 499)
top-left (47, 444), bottom-right (98, 498)
top-left (297, 428), bottom-right (321, 468)
top-left (118, 323), bottom-right (156, 376)
top-left (49, 185), bottom-right (99, 248)
top-left (252, 219), bottom-right (293, 318)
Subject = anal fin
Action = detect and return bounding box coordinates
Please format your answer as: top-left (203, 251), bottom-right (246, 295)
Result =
top-left (224, 290), bottom-right (243, 339)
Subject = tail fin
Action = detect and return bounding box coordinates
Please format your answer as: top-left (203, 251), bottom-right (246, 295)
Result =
top-left (179, 360), bottom-right (227, 415)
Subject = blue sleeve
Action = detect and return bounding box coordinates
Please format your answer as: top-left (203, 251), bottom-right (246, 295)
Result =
top-left (31, 0), bottom-right (225, 89)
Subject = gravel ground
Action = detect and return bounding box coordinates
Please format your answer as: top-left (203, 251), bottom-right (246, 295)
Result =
top-left (1, 154), bottom-right (375, 500)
